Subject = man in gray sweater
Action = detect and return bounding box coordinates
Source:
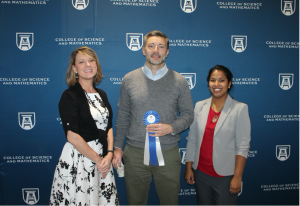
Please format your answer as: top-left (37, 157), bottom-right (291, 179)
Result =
top-left (112, 30), bottom-right (194, 205)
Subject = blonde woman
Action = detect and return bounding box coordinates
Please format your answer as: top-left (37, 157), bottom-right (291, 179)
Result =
top-left (50, 46), bottom-right (118, 205)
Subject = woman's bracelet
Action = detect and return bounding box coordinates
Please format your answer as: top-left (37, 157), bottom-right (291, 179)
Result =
top-left (107, 150), bottom-right (114, 153)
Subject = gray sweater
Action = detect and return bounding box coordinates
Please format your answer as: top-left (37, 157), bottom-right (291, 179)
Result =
top-left (115, 67), bottom-right (194, 150)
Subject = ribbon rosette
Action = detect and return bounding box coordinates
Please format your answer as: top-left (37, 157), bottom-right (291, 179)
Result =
top-left (143, 111), bottom-right (165, 166)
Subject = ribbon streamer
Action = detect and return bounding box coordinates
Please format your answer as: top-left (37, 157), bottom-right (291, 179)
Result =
top-left (143, 111), bottom-right (165, 166)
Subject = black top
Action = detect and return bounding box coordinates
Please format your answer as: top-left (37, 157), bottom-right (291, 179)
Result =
top-left (59, 82), bottom-right (113, 156)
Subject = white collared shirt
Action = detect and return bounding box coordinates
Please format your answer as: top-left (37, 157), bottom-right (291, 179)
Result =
top-left (142, 64), bottom-right (168, 81)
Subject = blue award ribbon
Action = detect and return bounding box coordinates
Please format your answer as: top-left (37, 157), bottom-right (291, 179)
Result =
top-left (143, 110), bottom-right (160, 125)
top-left (143, 111), bottom-right (160, 166)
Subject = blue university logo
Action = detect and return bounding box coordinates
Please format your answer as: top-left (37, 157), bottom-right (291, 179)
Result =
top-left (22, 188), bottom-right (39, 205)
top-left (281, 0), bottom-right (296, 16)
top-left (16, 33), bottom-right (34, 51)
top-left (72, 0), bottom-right (89, 10)
top-left (181, 73), bottom-right (196, 90)
top-left (276, 145), bottom-right (290, 161)
top-left (231, 35), bottom-right (247, 53)
top-left (18, 112), bottom-right (36, 130)
top-left (126, 33), bottom-right (143, 51)
top-left (179, 148), bottom-right (186, 164)
top-left (279, 73), bottom-right (293, 90)
top-left (180, 0), bottom-right (197, 13)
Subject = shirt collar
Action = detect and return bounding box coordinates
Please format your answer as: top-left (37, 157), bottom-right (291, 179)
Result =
top-left (142, 64), bottom-right (168, 81)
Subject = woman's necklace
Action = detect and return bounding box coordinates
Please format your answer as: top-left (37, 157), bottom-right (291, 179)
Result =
top-left (83, 89), bottom-right (107, 117)
top-left (211, 104), bottom-right (223, 123)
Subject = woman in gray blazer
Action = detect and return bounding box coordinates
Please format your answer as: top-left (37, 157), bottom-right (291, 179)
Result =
top-left (184, 65), bottom-right (251, 205)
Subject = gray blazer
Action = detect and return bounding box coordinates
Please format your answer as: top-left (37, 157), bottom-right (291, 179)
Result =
top-left (185, 95), bottom-right (251, 176)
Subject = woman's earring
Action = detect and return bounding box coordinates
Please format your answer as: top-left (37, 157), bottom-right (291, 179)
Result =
top-left (75, 73), bottom-right (78, 79)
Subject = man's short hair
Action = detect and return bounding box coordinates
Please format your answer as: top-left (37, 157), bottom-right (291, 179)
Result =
top-left (143, 30), bottom-right (169, 49)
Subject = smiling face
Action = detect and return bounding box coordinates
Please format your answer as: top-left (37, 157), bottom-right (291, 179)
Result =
top-left (142, 36), bottom-right (169, 69)
top-left (72, 52), bottom-right (97, 83)
top-left (209, 69), bottom-right (232, 100)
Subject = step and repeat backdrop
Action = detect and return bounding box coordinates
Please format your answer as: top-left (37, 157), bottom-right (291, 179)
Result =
top-left (0, 0), bottom-right (299, 205)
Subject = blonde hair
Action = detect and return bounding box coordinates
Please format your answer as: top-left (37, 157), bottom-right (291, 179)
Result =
top-left (65, 46), bottom-right (103, 87)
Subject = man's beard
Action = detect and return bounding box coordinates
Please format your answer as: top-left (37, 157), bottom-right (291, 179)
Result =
top-left (146, 53), bottom-right (166, 65)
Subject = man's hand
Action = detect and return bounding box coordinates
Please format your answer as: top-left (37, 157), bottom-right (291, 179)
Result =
top-left (112, 148), bottom-right (123, 169)
top-left (146, 123), bottom-right (173, 137)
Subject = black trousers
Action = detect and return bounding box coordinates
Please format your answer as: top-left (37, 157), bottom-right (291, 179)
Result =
top-left (193, 169), bottom-right (238, 205)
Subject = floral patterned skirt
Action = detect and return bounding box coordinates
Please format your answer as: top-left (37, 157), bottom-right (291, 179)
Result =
top-left (50, 140), bottom-right (119, 206)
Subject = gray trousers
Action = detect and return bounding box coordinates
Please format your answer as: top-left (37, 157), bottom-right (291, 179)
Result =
top-left (193, 169), bottom-right (238, 205)
top-left (123, 144), bottom-right (181, 205)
